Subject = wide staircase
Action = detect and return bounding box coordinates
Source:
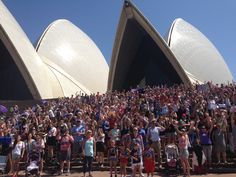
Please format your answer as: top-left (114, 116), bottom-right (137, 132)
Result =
top-left (40, 149), bottom-right (236, 176)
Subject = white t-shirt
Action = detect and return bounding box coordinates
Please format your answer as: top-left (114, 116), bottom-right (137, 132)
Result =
top-left (148, 127), bottom-right (162, 142)
top-left (48, 127), bottom-right (57, 137)
top-left (12, 141), bottom-right (25, 156)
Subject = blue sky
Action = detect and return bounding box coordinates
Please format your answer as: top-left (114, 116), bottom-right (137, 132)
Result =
top-left (3, 0), bottom-right (236, 80)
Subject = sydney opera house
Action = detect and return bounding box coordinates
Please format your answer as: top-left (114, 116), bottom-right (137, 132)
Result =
top-left (0, 0), bottom-right (233, 101)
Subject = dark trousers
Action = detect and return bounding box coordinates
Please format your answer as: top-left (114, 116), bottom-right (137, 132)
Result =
top-left (83, 156), bottom-right (93, 174)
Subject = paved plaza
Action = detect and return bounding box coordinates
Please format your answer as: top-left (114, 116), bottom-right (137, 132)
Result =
top-left (9, 170), bottom-right (236, 177)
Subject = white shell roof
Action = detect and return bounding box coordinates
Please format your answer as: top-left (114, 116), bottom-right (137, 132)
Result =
top-left (0, 0), bottom-right (54, 99)
top-left (0, 1), bottom-right (109, 99)
top-left (166, 18), bottom-right (233, 84)
top-left (36, 19), bottom-right (109, 94)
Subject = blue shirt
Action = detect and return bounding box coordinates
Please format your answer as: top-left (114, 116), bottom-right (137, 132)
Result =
top-left (85, 138), bottom-right (94, 157)
top-left (71, 125), bottom-right (85, 142)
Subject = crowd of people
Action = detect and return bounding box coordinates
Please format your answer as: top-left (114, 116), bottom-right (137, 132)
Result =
top-left (0, 82), bottom-right (236, 177)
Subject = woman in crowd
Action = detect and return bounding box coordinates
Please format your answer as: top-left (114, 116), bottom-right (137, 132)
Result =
top-left (108, 123), bottom-right (120, 146)
top-left (24, 132), bottom-right (35, 159)
top-left (176, 127), bottom-right (191, 177)
top-left (58, 127), bottom-right (74, 175)
top-left (95, 128), bottom-right (105, 167)
top-left (11, 134), bottom-right (25, 177)
top-left (212, 123), bottom-right (227, 165)
top-left (82, 130), bottom-right (96, 177)
top-left (132, 127), bottom-right (144, 176)
top-left (34, 133), bottom-right (45, 174)
top-left (46, 121), bottom-right (57, 161)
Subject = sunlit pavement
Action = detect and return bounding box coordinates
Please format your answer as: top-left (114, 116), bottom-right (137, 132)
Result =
top-left (12, 171), bottom-right (236, 177)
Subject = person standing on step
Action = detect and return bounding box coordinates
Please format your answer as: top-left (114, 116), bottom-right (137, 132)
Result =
top-left (82, 130), bottom-right (96, 177)
top-left (108, 140), bottom-right (118, 177)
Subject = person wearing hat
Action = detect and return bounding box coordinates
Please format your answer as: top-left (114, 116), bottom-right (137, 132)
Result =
top-left (147, 119), bottom-right (165, 169)
top-left (198, 123), bottom-right (213, 168)
top-left (212, 122), bottom-right (227, 165)
top-left (71, 119), bottom-right (85, 162)
top-left (176, 126), bottom-right (191, 177)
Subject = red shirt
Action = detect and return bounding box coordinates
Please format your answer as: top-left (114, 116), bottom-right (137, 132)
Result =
top-left (60, 135), bottom-right (74, 151)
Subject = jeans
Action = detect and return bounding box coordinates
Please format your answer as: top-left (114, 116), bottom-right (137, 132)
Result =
top-left (83, 156), bottom-right (93, 174)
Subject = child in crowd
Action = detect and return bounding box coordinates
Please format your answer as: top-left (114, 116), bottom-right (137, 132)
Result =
top-left (131, 142), bottom-right (142, 177)
top-left (119, 144), bottom-right (130, 177)
top-left (108, 140), bottom-right (118, 177)
top-left (144, 141), bottom-right (155, 177)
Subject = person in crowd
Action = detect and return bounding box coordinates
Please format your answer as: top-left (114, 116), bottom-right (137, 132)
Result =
top-left (95, 128), bottom-right (105, 167)
top-left (147, 119), bottom-right (165, 169)
top-left (198, 123), bottom-right (213, 167)
top-left (108, 123), bottom-right (120, 146)
top-left (144, 140), bottom-right (155, 177)
top-left (82, 130), bottom-right (96, 177)
top-left (121, 131), bottom-right (131, 148)
top-left (176, 127), bottom-right (191, 177)
top-left (108, 140), bottom-right (118, 177)
top-left (120, 115), bottom-right (132, 136)
top-left (131, 142), bottom-right (142, 177)
top-left (24, 132), bottom-right (35, 159)
top-left (34, 133), bottom-right (45, 174)
top-left (192, 138), bottom-right (206, 174)
top-left (1, 82), bottom-right (236, 176)
top-left (58, 127), bottom-right (74, 175)
top-left (71, 119), bottom-right (85, 162)
top-left (11, 134), bottom-right (25, 177)
top-left (46, 121), bottom-right (57, 161)
top-left (119, 144), bottom-right (130, 177)
top-left (188, 121), bottom-right (198, 150)
top-left (212, 123), bottom-right (227, 165)
top-left (138, 122), bottom-right (147, 147)
top-left (132, 127), bottom-right (144, 177)
top-left (165, 117), bottom-right (176, 145)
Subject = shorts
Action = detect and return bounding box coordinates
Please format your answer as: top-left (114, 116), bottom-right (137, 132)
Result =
top-left (144, 159), bottom-right (155, 173)
top-left (96, 142), bottom-right (105, 153)
top-left (60, 150), bottom-right (71, 161)
top-left (132, 163), bottom-right (141, 169)
top-left (179, 148), bottom-right (189, 159)
top-left (12, 154), bottom-right (21, 160)
top-left (47, 136), bottom-right (57, 146)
